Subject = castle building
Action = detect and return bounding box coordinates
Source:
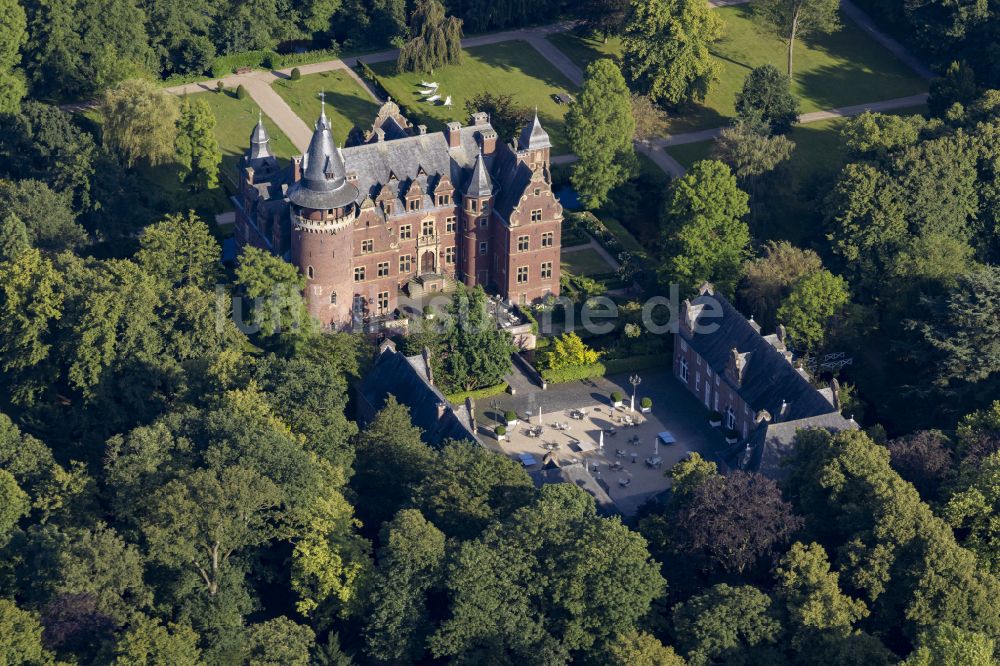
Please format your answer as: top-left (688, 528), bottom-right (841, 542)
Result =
top-left (234, 99), bottom-right (564, 330)
top-left (674, 283), bottom-right (857, 478)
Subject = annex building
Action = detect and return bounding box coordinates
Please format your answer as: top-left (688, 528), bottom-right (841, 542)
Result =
top-left (674, 283), bottom-right (857, 478)
top-left (234, 98), bottom-right (564, 330)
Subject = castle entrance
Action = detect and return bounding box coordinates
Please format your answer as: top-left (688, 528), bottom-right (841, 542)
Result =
top-left (421, 250), bottom-right (436, 274)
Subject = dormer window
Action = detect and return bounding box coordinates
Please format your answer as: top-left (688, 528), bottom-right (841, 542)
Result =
top-left (384, 201), bottom-right (394, 215)
top-left (409, 198), bottom-right (420, 211)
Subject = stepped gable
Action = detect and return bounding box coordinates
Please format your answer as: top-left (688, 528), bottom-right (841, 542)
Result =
top-left (683, 288), bottom-right (835, 422)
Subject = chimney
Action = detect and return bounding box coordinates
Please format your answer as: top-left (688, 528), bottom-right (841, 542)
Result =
top-left (479, 128), bottom-right (498, 155)
top-left (446, 122), bottom-right (462, 148)
top-left (779, 399), bottom-right (790, 421)
top-left (748, 314), bottom-right (761, 334)
top-left (422, 346), bottom-right (433, 385)
top-left (436, 401), bottom-right (447, 419)
top-left (754, 409), bottom-right (772, 425)
top-left (776, 323), bottom-right (787, 345)
top-left (292, 156), bottom-right (302, 182)
top-left (726, 348), bottom-right (748, 386)
top-left (831, 378), bottom-right (841, 411)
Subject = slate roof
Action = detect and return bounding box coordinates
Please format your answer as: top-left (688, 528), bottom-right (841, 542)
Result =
top-left (464, 150), bottom-right (493, 198)
top-left (742, 412), bottom-right (858, 479)
top-left (357, 342), bottom-right (480, 447)
top-left (518, 110), bottom-right (551, 150)
top-left (287, 106), bottom-right (359, 210)
top-left (681, 287), bottom-right (837, 422)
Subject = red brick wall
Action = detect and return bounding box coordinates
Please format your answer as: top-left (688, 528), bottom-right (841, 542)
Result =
top-left (673, 333), bottom-right (754, 438)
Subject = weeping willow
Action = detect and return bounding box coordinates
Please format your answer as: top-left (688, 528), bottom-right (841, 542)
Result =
top-left (396, 0), bottom-right (463, 73)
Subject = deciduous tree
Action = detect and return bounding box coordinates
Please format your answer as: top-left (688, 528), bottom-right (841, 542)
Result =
top-left (756, 0), bottom-right (841, 77)
top-left (739, 240), bottom-right (822, 332)
top-left (671, 584), bottom-right (782, 666)
top-left (662, 160), bottom-right (750, 295)
top-left (175, 96), bottom-right (221, 190)
top-left (735, 65), bottom-right (799, 133)
top-left (774, 541), bottom-right (868, 635)
top-left (622, 0), bottom-right (723, 106)
top-left (396, 0), bottom-right (463, 73)
top-left (111, 616), bottom-right (202, 666)
top-left (101, 79), bottom-right (179, 168)
top-left (568, 58), bottom-right (636, 208)
top-left (0, 0), bottom-right (27, 114)
top-left (137, 212), bottom-right (220, 289)
top-left (364, 509), bottom-right (446, 662)
top-left (776, 268), bottom-right (850, 351)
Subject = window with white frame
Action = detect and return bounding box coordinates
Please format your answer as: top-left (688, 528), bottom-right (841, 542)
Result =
top-left (361, 239), bottom-right (373, 253)
top-left (479, 241), bottom-right (487, 255)
top-left (517, 235), bottom-right (529, 252)
top-left (399, 224), bottom-right (412, 239)
top-left (679, 358), bottom-right (689, 382)
top-left (377, 291), bottom-right (389, 313)
top-left (541, 231), bottom-right (554, 247)
top-left (377, 261), bottom-right (389, 277)
top-left (726, 406), bottom-right (736, 429)
top-left (399, 254), bottom-right (412, 272)
top-left (517, 266), bottom-right (529, 283)
top-left (354, 267), bottom-right (365, 282)
top-left (530, 209), bottom-right (542, 222)
top-left (445, 246), bottom-right (456, 264)
top-left (540, 261), bottom-right (552, 279)
top-left (445, 216), bottom-right (456, 233)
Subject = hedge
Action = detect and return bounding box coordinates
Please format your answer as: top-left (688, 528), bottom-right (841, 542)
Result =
top-left (445, 382), bottom-right (508, 405)
top-left (209, 48), bottom-right (343, 78)
top-left (210, 50), bottom-right (276, 78)
top-left (541, 362), bottom-right (606, 384)
top-left (514, 304), bottom-right (539, 335)
top-left (603, 353), bottom-right (672, 375)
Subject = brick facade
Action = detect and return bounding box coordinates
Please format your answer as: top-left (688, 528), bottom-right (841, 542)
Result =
top-left (234, 100), bottom-right (563, 330)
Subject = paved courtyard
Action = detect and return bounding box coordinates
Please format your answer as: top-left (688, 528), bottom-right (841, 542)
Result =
top-left (477, 368), bottom-right (725, 515)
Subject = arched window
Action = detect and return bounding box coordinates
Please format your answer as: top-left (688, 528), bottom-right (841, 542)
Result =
top-left (330, 292), bottom-right (337, 305)
top-left (307, 266), bottom-right (314, 279)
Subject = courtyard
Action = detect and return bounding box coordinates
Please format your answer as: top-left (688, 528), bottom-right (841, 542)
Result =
top-left (477, 368), bottom-right (724, 515)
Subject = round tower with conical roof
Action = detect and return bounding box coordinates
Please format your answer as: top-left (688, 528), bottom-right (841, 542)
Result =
top-left (287, 95), bottom-right (360, 329)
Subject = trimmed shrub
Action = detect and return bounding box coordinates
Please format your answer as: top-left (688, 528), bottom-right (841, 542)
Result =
top-left (603, 354), bottom-right (672, 375)
top-left (641, 397), bottom-right (652, 409)
top-left (541, 363), bottom-right (606, 384)
top-left (723, 428), bottom-right (739, 441)
top-left (611, 391), bottom-right (624, 403)
top-left (504, 410), bottom-right (518, 423)
top-left (709, 410), bottom-right (723, 422)
top-left (290, 67), bottom-right (302, 80)
top-left (216, 81), bottom-right (225, 92)
top-left (445, 383), bottom-right (508, 405)
top-left (495, 425), bottom-right (506, 437)
top-left (210, 50), bottom-right (275, 78)
top-left (236, 84), bottom-right (248, 100)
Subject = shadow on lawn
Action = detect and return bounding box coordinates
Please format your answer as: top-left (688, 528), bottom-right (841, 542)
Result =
top-left (469, 41), bottom-right (579, 91)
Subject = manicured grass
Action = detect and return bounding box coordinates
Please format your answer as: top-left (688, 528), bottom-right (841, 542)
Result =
top-left (272, 70), bottom-right (382, 145)
top-left (547, 32), bottom-right (623, 70)
top-left (548, 5), bottom-right (927, 134)
top-left (561, 247), bottom-right (616, 276)
top-left (198, 90), bottom-right (298, 188)
top-left (369, 41), bottom-right (579, 154)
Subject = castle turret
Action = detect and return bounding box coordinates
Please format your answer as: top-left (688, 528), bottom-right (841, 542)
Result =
top-left (288, 95), bottom-right (360, 329)
top-left (249, 111), bottom-right (273, 161)
top-left (517, 109), bottom-right (551, 172)
top-left (462, 150), bottom-right (494, 287)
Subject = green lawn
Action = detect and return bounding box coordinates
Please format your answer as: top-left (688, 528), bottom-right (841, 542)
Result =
top-left (369, 41), bottom-right (579, 154)
top-left (547, 33), bottom-right (623, 70)
top-left (549, 5), bottom-right (927, 134)
top-left (198, 90), bottom-right (298, 188)
top-left (272, 70), bottom-right (382, 145)
top-left (561, 247), bottom-right (616, 276)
